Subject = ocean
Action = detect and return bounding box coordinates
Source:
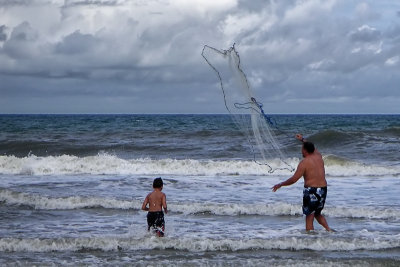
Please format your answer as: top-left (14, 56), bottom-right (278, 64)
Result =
top-left (0, 114), bottom-right (399, 266)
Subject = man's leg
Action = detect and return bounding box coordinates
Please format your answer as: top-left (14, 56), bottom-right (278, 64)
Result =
top-left (315, 214), bottom-right (331, 231)
top-left (305, 213), bottom-right (315, 231)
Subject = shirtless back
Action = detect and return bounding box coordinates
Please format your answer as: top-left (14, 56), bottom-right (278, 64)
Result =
top-left (300, 144), bottom-right (327, 188)
top-left (271, 141), bottom-right (327, 190)
top-left (143, 190), bottom-right (167, 212)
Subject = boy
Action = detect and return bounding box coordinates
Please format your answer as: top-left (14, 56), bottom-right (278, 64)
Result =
top-left (141, 177), bottom-right (168, 237)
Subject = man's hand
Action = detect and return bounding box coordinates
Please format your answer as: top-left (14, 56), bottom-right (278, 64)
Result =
top-left (271, 183), bottom-right (282, 192)
top-left (295, 134), bottom-right (304, 142)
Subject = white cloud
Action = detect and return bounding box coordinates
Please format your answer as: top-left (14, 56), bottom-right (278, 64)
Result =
top-left (385, 56), bottom-right (399, 66)
top-left (354, 2), bottom-right (379, 21)
top-left (170, 0), bottom-right (237, 15)
top-left (282, 0), bottom-right (336, 26)
top-left (349, 24), bottom-right (381, 42)
top-left (307, 59), bottom-right (335, 71)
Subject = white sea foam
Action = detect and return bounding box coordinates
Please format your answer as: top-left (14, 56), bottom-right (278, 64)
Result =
top-left (1, 189), bottom-right (399, 220)
top-left (0, 188), bottom-right (137, 210)
top-left (0, 233), bottom-right (399, 252)
top-left (0, 154), bottom-right (398, 177)
top-left (173, 202), bottom-right (400, 220)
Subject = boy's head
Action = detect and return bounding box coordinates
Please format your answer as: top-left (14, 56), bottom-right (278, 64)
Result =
top-left (153, 177), bottom-right (163, 189)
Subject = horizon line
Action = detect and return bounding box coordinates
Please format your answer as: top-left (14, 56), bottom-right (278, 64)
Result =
top-left (0, 113), bottom-right (399, 116)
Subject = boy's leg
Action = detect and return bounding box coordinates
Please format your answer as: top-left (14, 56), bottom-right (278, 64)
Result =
top-left (155, 212), bottom-right (165, 237)
top-left (305, 213), bottom-right (315, 231)
top-left (147, 212), bottom-right (157, 232)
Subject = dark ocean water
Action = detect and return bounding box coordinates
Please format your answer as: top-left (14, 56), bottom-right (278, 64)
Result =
top-left (1, 114), bottom-right (399, 163)
top-left (0, 114), bottom-right (399, 266)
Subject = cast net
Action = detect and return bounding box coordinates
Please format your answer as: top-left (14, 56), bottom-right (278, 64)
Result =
top-left (201, 44), bottom-right (294, 173)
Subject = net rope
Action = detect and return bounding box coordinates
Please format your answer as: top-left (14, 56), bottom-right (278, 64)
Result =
top-left (201, 44), bottom-right (295, 173)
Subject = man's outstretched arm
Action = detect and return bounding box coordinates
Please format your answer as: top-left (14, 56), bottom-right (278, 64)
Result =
top-left (272, 161), bottom-right (305, 192)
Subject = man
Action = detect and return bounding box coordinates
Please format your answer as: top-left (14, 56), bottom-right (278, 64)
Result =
top-left (272, 134), bottom-right (332, 232)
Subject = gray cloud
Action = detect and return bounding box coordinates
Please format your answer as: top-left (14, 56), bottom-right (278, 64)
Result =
top-left (2, 21), bottom-right (39, 59)
top-left (0, 0), bottom-right (30, 6)
top-left (349, 25), bottom-right (381, 42)
top-left (0, 0), bottom-right (399, 114)
top-left (62, 0), bottom-right (121, 7)
top-left (0, 25), bottom-right (7, 41)
top-left (55, 30), bottom-right (99, 55)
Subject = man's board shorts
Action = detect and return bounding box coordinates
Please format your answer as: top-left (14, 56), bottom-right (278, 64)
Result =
top-left (302, 186), bottom-right (327, 216)
top-left (147, 211), bottom-right (165, 236)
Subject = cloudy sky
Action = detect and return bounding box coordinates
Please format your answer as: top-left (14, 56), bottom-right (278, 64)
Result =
top-left (0, 0), bottom-right (399, 114)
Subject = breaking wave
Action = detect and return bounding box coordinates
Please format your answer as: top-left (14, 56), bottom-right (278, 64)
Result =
top-left (0, 233), bottom-right (399, 252)
top-left (0, 154), bottom-right (398, 177)
top-left (1, 189), bottom-right (399, 220)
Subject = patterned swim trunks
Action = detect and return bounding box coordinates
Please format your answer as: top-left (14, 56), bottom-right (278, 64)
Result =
top-left (147, 211), bottom-right (165, 236)
top-left (302, 186), bottom-right (327, 216)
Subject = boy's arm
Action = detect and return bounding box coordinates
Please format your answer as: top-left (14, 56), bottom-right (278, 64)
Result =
top-left (141, 194), bottom-right (149, 211)
top-left (162, 193), bottom-right (168, 214)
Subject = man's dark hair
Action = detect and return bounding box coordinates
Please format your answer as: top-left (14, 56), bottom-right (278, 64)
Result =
top-left (153, 177), bottom-right (163, 188)
top-left (303, 141), bottom-right (315, 153)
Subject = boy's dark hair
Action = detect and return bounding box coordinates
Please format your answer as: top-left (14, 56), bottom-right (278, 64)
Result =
top-left (303, 141), bottom-right (315, 153)
top-left (153, 177), bottom-right (163, 188)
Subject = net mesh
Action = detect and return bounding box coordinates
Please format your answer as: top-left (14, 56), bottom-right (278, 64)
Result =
top-left (202, 44), bottom-right (294, 173)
